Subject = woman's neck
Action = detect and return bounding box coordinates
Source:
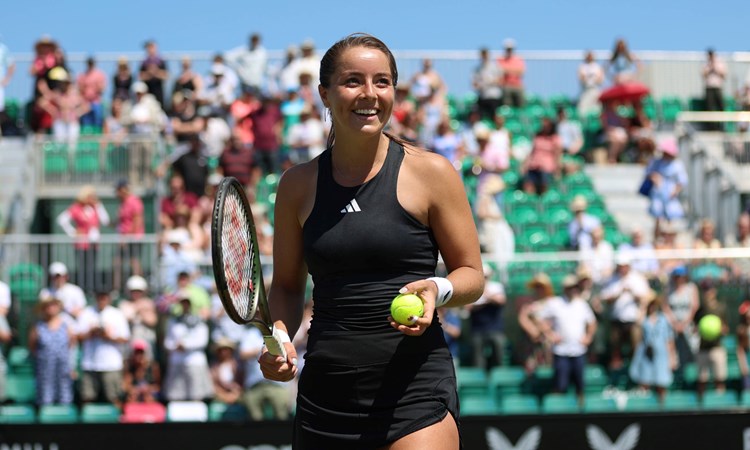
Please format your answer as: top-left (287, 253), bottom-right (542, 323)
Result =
top-left (331, 133), bottom-right (389, 185)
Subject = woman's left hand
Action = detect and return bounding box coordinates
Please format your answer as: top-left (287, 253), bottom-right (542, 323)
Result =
top-left (388, 279), bottom-right (440, 336)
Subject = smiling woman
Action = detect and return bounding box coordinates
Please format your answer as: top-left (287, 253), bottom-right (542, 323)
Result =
top-left (257, 33), bottom-right (484, 450)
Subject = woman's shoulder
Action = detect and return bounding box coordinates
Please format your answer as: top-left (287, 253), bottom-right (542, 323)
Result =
top-left (401, 143), bottom-right (456, 177)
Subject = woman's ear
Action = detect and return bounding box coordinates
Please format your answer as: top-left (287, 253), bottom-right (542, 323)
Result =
top-left (318, 85), bottom-right (329, 108)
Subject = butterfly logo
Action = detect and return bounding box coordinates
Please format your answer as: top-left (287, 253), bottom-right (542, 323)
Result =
top-left (586, 423), bottom-right (641, 450)
top-left (486, 426), bottom-right (541, 450)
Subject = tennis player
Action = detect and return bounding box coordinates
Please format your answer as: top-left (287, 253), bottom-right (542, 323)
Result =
top-left (259, 33), bottom-right (484, 449)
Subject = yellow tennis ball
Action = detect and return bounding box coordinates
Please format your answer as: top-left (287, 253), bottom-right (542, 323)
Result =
top-left (391, 293), bottom-right (424, 326)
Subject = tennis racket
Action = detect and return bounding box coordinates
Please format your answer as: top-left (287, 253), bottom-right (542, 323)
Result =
top-left (211, 176), bottom-right (287, 358)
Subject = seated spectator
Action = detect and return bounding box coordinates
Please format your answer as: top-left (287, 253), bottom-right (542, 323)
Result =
top-left (691, 218), bottom-right (731, 282)
top-left (286, 103), bottom-right (325, 164)
top-left (643, 139), bottom-right (687, 240)
top-left (521, 117), bottom-right (562, 195)
top-left (160, 173), bottom-right (200, 231)
top-left (478, 125), bottom-right (510, 188)
top-left (211, 338), bottom-right (243, 404)
top-left (695, 280), bottom-right (728, 396)
top-left (517, 273), bottom-right (556, 373)
top-left (77, 290), bottom-right (131, 408)
top-left (219, 134), bottom-right (257, 191)
top-left (391, 83), bottom-right (415, 131)
top-left (579, 226), bottom-right (615, 286)
top-left (229, 86), bottom-right (260, 150)
top-left (239, 326), bottom-right (291, 420)
top-left (662, 266), bottom-right (699, 375)
top-left (37, 71), bottom-right (89, 146)
top-left (199, 64), bottom-right (235, 118)
top-left (210, 293), bottom-right (246, 347)
top-left (28, 294), bottom-right (74, 405)
top-left (103, 97), bottom-right (128, 147)
top-left (617, 227), bottom-right (660, 281)
top-left (537, 275), bottom-right (597, 405)
top-left (629, 294), bottom-right (676, 403)
top-left (39, 261), bottom-right (87, 320)
top-left (430, 117), bottom-right (464, 167)
top-left (599, 253), bottom-right (652, 370)
top-left (556, 107), bottom-right (583, 156)
top-left (654, 221), bottom-right (686, 276)
top-left (160, 233), bottom-right (199, 291)
top-left (600, 100), bottom-right (629, 164)
top-left (77, 56), bottom-right (107, 129)
top-left (163, 296), bottom-right (214, 402)
top-left (169, 90), bottom-right (205, 144)
top-left (465, 264), bottom-right (507, 370)
top-left (736, 301), bottom-right (750, 390)
top-left (123, 339), bottom-right (161, 403)
top-left (567, 195), bottom-right (601, 250)
top-left (475, 174), bottom-right (514, 262)
top-left (128, 81), bottom-right (166, 135)
top-left (169, 272), bottom-right (212, 321)
top-left (172, 56), bottom-right (203, 100)
top-left (118, 275), bottom-right (158, 356)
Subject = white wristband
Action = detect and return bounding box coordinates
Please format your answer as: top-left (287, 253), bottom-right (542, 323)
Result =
top-left (428, 277), bottom-right (454, 307)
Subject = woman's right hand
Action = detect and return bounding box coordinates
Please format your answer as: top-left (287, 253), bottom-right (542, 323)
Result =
top-left (258, 320), bottom-right (298, 382)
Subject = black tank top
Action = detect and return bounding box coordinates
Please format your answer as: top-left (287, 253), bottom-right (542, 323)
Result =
top-left (302, 139), bottom-right (447, 365)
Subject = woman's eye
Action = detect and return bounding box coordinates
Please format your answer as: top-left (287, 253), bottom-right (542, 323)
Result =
top-left (345, 78), bottom-right (360, 86)
top-left (376, 78), bottom-right (391, 87)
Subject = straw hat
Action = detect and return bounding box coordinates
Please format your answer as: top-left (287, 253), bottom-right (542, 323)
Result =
top-left (527, 273), bottom-right (554, 297)
top-left (570, 195), bottom-right (588, 212)
top-left (35, 292), bottom-right (62, 312)
top-left (213, 337), bottom-right (237, 351)
top-left (482, 174), bottom-right (506, 195)
top-left (562, 274), bottom-right (580, 289)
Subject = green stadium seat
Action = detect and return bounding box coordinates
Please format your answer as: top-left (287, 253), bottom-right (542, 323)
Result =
top-left (6, 373), bottom-right (36, 403)
top-left (43, 142), bottom-right (70, 175)
top-left (0, 404), bottom-right (37, 423)
top-left (81, 403), bottom-right (121, 423)
top-left (663, 390), bottom-right (699, 411)
top-left (584, 365), bottom-right (608, 392)
top-left (461, 397), bottom-right (499, 416)
top-left (623, 394), bottom-right (660, 412)
top-left (741, 391), bottom-right (750, 407)
top-left (457, 367), bottom-right (489, 398)
top-left (39, 404), bottom-right (79, 424)
top-left (660, 97), bottom-right (684, 123)
top-left (209, 401), bottom-right (249, 421)
top-left (501, 394), bottom-right (539, 414)
top-left (542, 393), bottom-right (580, 414)
top-left (531, 365), bottom-right (555, 396)
top-left (8, 346), bottom-right (33, 374)
top-left (583, 395), bottom-right (619, 413)
top-left (9, 263), bottom-right (45, 303)
top-left (489, 366), bottom-right (527, 401)
top-left (701, 391), bottom-right (738, 410)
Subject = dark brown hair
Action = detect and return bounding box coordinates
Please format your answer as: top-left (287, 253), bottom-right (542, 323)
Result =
top-left (319, 33), bottom-right (403, 149)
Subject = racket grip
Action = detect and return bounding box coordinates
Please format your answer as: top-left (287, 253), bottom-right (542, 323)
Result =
top-left (264, 326), bottom-right (289, 359)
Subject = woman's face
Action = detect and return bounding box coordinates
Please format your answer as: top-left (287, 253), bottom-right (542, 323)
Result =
top-left (319, 46), bottom-right (394, 139)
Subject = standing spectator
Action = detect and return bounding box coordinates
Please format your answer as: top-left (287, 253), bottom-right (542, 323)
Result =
top-left (118, 275), bottom-right (158, 356)
top-left (556, 107), bottom-right (584, 156)
top-left (77, 291), bottom-right (131, 407)
top-left (160, 173), bottom-right (200, 230)
top-left (239, 326), bottom-right (291, 420)
top-left (695, 280), bottom-right (728, 396)
top-left (537, 275), bottom-right (597, 405)
top-left (139, 40), bottom-right (168, 107)
top-left (200, 64), bottom-right (235, 118)
top-left (0, 37), bottom-right (16, 137)
top-left (628, 294), bottom-right (676, 403)
top-left (77, 56), bottom-right (107, 129)
top-left (286, 104), bottom-right (326, 164)
top-left (163, 296), bottom-right (214, 402)
top-left (292, 39), bottom-right (321, 90)
top-left (226, 33), bottom-right (268, 93)
top-left (39, 262), bottom-right (87, 320)
top-left (466, 264), bottom-right (507, 370)
top-left (210, 338), bottom-right (243, 404)
top-left (128, 81), bottom-right (166, 135)
top-left (662, 265), bottom-right (699, 375)
top-left (219, 134), bottom-right (257, 189)
top-left (28, 294), bottom-right (74, 405)
top-left (517, 273), bottom-right (556, 373)
top-left (410, 58), bottom-right (446, 105)
top-left (275, 45), bottom-right (300, 94)
top-left (475, 171), bottom-right (514, 261)
top-left (169, 90), bottom-right (204, 144)
top-left (115, 179), bottom-right (145, 282)
top-left (112, 56), bottom-right (132, 102)
top-left (123, 339), bottom-right (161, 403)
top-left (599, 253), bottom-right (652, 370)
top-left (577, 50), bottom-right (604, 117)
top-left (170, 271), bottom-right (212, 321)
top-left (703, 48), bottom-right (726, 131)
top-left (608, 38), bottom-right (641, 85)
top-left (171, 134), bottom-right (210, 198)
top-left (171, 56), bottom-right (203, 100)
top-left (29, 36), bottom-right (58, 135)
top-left (229, 86), bottom-right (261, 150)
top-left (736, 301), bottom-right (750, 390)
top-left (473, 47), bottom-right (502, 120)
top-left (643, 139), bottom-right (687, 240)
top-left (250, 95), bottom-right (283, 174)
top-left (521, 117), bottom-right (562, 195)
top-left (57, 185), bottom-right (110, 293)
top-left (38, 71), bottom-right (90, 146)
top-left (498, 38), bottom-right (526, 108)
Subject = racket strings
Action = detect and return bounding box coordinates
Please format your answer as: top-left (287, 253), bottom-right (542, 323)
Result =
top-left (221, 191), bottom-right (257, 320)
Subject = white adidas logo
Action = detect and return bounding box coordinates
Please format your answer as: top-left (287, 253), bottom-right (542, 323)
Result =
top-left (340, 199), bottom-right (362, 213)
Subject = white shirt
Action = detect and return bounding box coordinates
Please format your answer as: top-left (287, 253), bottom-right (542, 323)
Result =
top-left (579, 240), bottom-right (615, 284)
top-left (579, 62), bottom-right (604, 90)
top-left (704, 58), bottom-right (726, 88)
top-left (538, 296), bottom-right (595, 357)
top-left (0, 281), bottom-right (10, 312)
top-left (78, 305), bottom-right (130, 371)
top-left (164, 315), bottom-right (209, 367)
top-left (600, 270), bottom-right (651, 323)
top-left (225, 45), bottom-right (267, 89)
top-left (287, 117), bottom-right (326, 159)
top-left (40, 282), bottom-right (87, 317)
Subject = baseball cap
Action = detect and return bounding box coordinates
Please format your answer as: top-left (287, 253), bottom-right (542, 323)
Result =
top-left (132, 339), bottom-right (149, 352)
top-left (49, 261), bottom-right (68, 276)
top-left (126, 275), bottom-right (148, 292)
top-left (133, 81), bottom-right (148, 94)
top-left (115, 178), bottom-right (129, 190)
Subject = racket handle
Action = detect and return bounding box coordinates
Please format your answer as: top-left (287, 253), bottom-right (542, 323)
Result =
top-left (264, 326), bottom-right (289, 359)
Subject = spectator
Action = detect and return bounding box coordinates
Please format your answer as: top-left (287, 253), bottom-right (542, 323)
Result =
top-left (617, 227), bottom-right (661, 281)
top-left (729, 213), bottom-right (750, 278)
top-left (517, 273), bottom-right (556, 373)
top-left (703, 48), bottom-right (726, 130)
top-left (438, 307), bottom-right (462, 364)
top-left (577, 50), bottom-right (604, 117)
top-left (567, 195), bottom-right (602, 251)
top-left (599, 253), bottom-right (652, 370)
top-left (736, 301), bottom-right (750, 390)
top-left (28, 293), bottom-right (74, 405)
top-left (57, 185), bottom-right (110, 293)
top-left (225, 32), bottom-right (268, 93)
top-left (654, 221), bottom-right (687, 276)
top-left (601, 100), bottom-right (630, 163)
top-left (297, 71), bottom-right (319, 111)
top-left (139, 40), bottom-right (168, 107)
top-left (103, 97), bottom-right (128, 148)
top-left (410, 58), bottom-right (445, 105)
top-left (128, 81), bottom-right (166, 135)
top-left (163, 296), bottom-right (214, 402)
top-left (211, 338), bottom-right (243, 404)
top-left (556, 107), bottom-right (584, 156)
top-left (537, 275), bottom-right (597, 405)
top-left (607, 38), bottom-right (641, 85)
top-left (275, 45), bottom-right (299, 94)
top-left (629, 294), bottom-right (676, 403)
top-left (662, 265), bottom-right (699, 375)
top-left (200, 64), bottom-right (235, 118)
top-left (0, 278), bottom-right (10, 317)
top-left (39, 262), bottom-right (87, 320)
top-left (691, 218), bottom-right (731, 282)
top-left (170, 271), bottom-right (211, 321)
top-left (171, 134), bottom-right (210, 198)
top-left (191, 173), bottom-right (222, 255)
top-left (0, 37), bottom-right (15, 137)
top-left (209, 293), bottom-right (246, 347)
top-left (172, 56), bottom-right (203, 100)
top-left (229, 86), bottom-right (261, 150)
top-left (695, 280), bottom-right (728, 396)
top-left (38, 70), bottom-right (89, 146)
top-left (390, 83), bottom-right (416, 134)
top-left (466, 264), bottom-right (507, 370)
top-left (159, 234), bottom-right (198, 292)
top-left (169, 89), bottom-right (204, 144)
top-left (473, 47), bottom-right (503, 120)
top-left (112, 56), bottom-right (133, 102)
top-left (29, 36), bottom-right (58, 135)
top-left (239, 326), bottom-right (291, 420)
top-left (115, 179), bottom-right (145, 282)
top-left (475, 172), bottom-right (513, 260)
top-left (521, 117), bottom-right (562, 195)
top-left (160, 173), bottom-right (200, 230)
top-left (286, 103), bottom-right (326, 164)
top-left (77, 56), bottom-right (107, 129)
top-left (291, 39), bottom-right (320, 90)
top-left (576, 266), bottom-right (606, 362)
top-left (250, 94), bottom-right (283, 175)
top-left (579, 226), bottom-right (615, 285)
top-left (430, 117), bottom-right (463, 166)
top-left (643, 139), bottom-right (687, 240)
top-left (498, 38), bottom-right (526, 108)
top-left (118, 275), bottom-right (158, 357)
top-left (0, 300), bottom-right (9, 401)
top-left (77, 290), bottom-right (131, 408)
top-left (485, 114), bottom-right (511, 178)
top-left (280, 89), bottom-right (306, 133)
top-left (123, 339), bottom-right (161, 403)
top-left (219, 134), bottom-right (257, 190)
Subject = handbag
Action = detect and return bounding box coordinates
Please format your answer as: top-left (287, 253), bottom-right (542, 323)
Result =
top-left (638, 177), bottom-right (653, 197)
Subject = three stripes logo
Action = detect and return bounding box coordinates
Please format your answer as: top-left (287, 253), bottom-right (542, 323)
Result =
top-left (340, 199), bottom-right (362, 213)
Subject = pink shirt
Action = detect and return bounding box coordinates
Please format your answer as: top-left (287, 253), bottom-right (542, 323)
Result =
top-left (230, 99), bottom-right (259, 146)
top-left (498, 56), bottom-right (526, 88)
top-left (527, 135), bottom-right (561, 173)
top-left (77, 69), bottom-right (107, 103)
top-left (118, 194), bottom-right (145, 236)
